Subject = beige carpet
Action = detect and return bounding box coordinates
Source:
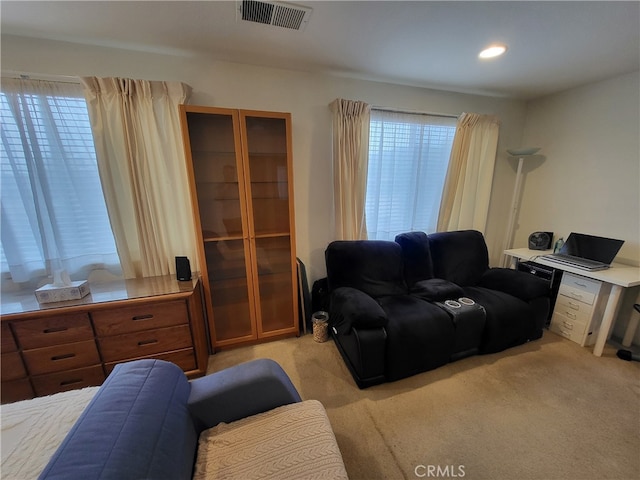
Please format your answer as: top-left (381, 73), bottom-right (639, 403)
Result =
top-left (207, 332), bottom-right (640, 480)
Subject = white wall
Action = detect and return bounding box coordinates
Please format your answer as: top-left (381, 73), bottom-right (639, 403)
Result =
top-left (519, 71), bottom-right (640, 343)
top-left (1, 34), bottom-right (528, 281)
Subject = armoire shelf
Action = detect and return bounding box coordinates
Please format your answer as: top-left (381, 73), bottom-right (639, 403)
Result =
top-left (179, 106), bottom-right (299, 349)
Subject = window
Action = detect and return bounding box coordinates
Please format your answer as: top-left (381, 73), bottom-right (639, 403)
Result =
top-left (366, 109), bottom-right (457, 240)
top-left (1, 78), bottom-right (121, 285)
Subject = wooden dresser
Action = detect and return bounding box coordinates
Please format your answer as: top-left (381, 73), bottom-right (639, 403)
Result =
top-left (1, 275), bottom-right (208, 404)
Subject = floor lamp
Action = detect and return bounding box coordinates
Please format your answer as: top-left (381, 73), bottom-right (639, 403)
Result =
top-left (501, 147), bottom-right (540, 266)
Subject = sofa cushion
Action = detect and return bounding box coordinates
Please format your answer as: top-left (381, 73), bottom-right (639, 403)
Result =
top-left (381, 295), bottom-right (455, 381)
top-left (193, 400), bottom-right (348, 480)
top-left (428, 230), bottom-right (490, 286)
top-left (395, 231), bottom-right (435, 285)
top-left (39, 359), bottom-right (197, 480)
top-left (410, 278), bottom-right (465, 301)
top-left (326, 240), bottom-right (407, 298)
top-left (462, 286), bottom-right (532, 353)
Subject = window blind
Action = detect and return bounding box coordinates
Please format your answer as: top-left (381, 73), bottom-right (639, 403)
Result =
top-left (366, 109), bottom-right (456, 240)
top-left (0, 78), bottom-right (121, 283)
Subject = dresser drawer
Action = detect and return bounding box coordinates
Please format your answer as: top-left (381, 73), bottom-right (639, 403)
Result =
top-left (12, 314), bottom-right (93, 349)
top-left (92, 300), bottom-right (189, 337)
top-left (103, 348), bottom-right (197, 375)
top-left (1, 351), bottom-right (27, 381)
top-left (1, 323), bottom-right (18, 353)
top-left (22, 340), bottom-right (101, 375)
top-left (31, 365), bottom-right (105, 397)
top-left (554, 294), bottom-right (593, 324)
top-left (1, 378), bottom-right (34, 404)
top-left (97, 324), bottom-right (193, 363)
top-left (550, 311), bottom-right (587, 342)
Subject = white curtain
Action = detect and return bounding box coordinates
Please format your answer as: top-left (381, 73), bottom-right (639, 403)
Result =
top-left (0, 78), bottom-right (121, 284)
top-left (330, 98), bottom-right (371, 240)
top-left (82, 77), bottom-right (198, 279)
top-left (437, 113), bottom-right (500, 233)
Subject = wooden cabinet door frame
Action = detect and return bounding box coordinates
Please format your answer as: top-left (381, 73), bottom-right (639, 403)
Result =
top-left (180, 106), bottom-right (298, 349)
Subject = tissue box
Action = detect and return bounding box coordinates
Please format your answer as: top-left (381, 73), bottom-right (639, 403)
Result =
top-left (35, 281), bottom-right (91, 304)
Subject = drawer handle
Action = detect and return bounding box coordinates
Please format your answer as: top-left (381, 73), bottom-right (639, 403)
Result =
top-left (60, 378), bottom-right (83, 386)
top-left (570, 292), bottom-right (584, 299)
top-left (575, 282), bottom-right (588, 288)
top-left (565, 312), bottom-right (577, 320)
top-left (560, 330), bottom-right (571, 338)
top-left (132, 314), bottom-right (154, 321)
top-left (43, 327), bottom-right (68, 334)
top-left (568, 301), bottom-right (580, 310)
top-left (562, 320), bottom-right (574, 329)
top-left (138, 339), bottom-right (159, 346)
top-left (51, 353), bottom-right (76, 361)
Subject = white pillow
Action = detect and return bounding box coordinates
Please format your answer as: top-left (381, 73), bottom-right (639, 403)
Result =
top-left (193, 399), bottom-right (348, 480)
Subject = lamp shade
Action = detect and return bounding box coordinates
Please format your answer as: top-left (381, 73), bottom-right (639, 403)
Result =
top-left (507, 147), bottom-right (540, 156)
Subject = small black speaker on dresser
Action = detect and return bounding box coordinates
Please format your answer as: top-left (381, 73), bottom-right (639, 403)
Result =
top-left (175, 256), bottom-right (192, 281)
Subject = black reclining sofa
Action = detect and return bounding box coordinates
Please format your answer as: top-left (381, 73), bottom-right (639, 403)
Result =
top-left (325, 229), bottom-right (550, 388)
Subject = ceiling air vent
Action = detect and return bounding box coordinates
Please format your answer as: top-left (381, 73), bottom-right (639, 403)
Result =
top-left (237, 0), bottom-right (312, 31)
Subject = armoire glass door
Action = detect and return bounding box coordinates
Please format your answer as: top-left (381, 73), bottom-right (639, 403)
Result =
top-left (242, 113), bottom-right (297, 335)
top-left (186, 111), bottom-right (255, 342)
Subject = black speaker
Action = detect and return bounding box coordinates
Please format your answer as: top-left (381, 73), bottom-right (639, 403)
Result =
top-left (175, 256), bottom-right (191, 281)
top-left (528, 232), bottom-right (554, 250)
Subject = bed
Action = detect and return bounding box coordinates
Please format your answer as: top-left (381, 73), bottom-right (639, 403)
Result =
top-left (1, 387), bottom-right (98, 479)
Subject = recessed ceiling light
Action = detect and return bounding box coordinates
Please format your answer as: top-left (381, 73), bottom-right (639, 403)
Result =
top-left (479, 44), bottom-right (508, 59)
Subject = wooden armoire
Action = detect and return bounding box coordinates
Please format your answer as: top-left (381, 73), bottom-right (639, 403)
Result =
top-left (179, 106), bottom-right (298, 349)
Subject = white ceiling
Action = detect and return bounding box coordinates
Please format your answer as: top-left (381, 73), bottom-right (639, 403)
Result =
top-left (2, 1), bottom-right (639, 100)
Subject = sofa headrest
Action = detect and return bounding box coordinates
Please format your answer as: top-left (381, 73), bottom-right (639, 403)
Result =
top-left (427, 230), bottom-right (489, 286)
top-left (325, 240), bottom-right (407, 298)
top-left (394, 231), bottom-right (435, 285)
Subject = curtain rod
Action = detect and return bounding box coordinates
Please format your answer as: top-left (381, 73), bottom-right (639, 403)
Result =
top-left (1, 70), bottom-right (81, 84)
top-left (372, 105), bottom-right (458, 119)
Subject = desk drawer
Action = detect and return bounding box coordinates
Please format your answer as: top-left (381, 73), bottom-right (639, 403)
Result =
top-left (92, 301), bottom-right (188, 336)
top-left (550, 311), bottom-right (587, 343)
top-left (558, 284), bottom-right (597, 306)
top-left (22, 340), bottom-right (101, 375)
top-left (31, 365), bottom-right (105, 396)
top-left (97, 324), bottom-right (193, 363)
top-left (12, 314), bottom-right (93, 349)
top-left (554, 294), bottom-right (593, 324)
top-left (559, 273), bottom-right (601, 305)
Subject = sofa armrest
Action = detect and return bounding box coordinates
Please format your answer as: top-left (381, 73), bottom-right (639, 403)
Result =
top-left (329, 286), bottom-right (388, 334)
top-left (188, 359), bottom-right (301, 431)
top-left (479, 268), bottom-right (549, 301)
top-left (40, 359), bottom-right (197, 480)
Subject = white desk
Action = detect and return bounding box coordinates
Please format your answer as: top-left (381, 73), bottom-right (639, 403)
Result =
top-left (505, 248), bottom-right (640, 356)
